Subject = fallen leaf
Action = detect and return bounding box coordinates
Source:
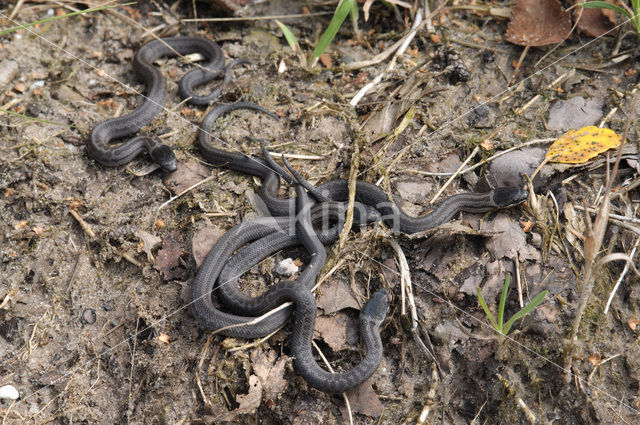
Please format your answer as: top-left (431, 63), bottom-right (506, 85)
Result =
top-left (316, 279), bottom-right (360, 314)
top-left (506, 0), bottom-right (571, 46)
top-left (546, 126), bottom-right (622, 163)
top-left (163, 159), bottom-right (211, 195)
top-left (236, 375), bottom-right (262, 411)
top-left (547, 97), bottom-right (604, 131)
top-left (314, 312), bottom-right (358, 351)
top-left (574, 2), bottom-right (616, 38)
top-left (484, 214), bottom-right (540, 261)
top-left (250, 348), bottom-right (288, 401)
top-left (342, 378), bottom-right (383, 418)
top-left (158, 333), bottom-right (170, 344)
top-left (191, 226), bottom-right (223, 269)
top-left (154, 233), bottom-right (187, 280)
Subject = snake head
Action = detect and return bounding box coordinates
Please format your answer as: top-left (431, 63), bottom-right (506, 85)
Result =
top-left (361, 289), bottom-right (389, 322)
top-left (353, 203), bottom-right (382, 225)
top-left (491, 187), bottom-right (528, 208)
top-left (150, 144), bottom-right (178, 172)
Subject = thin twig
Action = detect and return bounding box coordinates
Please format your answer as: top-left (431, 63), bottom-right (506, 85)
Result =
top-left (311, 341), bottom-right (353, 425)
top-left (350, 8), bottom-right (423, 106)
top-left (429, 146), bottom-right (479, 204)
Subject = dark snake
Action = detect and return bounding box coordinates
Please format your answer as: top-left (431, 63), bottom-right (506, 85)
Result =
top-left (88, 37), bottom-right (238, 171)
top-left (191, 187), bottom-right (388, 393)
top-left (197, 103), bottom-right (528, 230)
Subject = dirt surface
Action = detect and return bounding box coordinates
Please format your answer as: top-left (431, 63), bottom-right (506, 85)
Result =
top-left (1, 1), bottom-right (640, 424)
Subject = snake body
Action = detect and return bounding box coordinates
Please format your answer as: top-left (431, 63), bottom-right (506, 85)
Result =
top-left (88, 37), bottom-right (226, 171)
top-left (190, 202), bottom-right (347, 338)
top-left (191, 188), bottom-right (387, 393)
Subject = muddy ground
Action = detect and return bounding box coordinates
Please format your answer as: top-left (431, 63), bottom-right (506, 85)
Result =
top-left (1, 1), bottom-right (640, 424)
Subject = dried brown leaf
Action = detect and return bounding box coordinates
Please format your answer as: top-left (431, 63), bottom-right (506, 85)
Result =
top-left (191, 226), bottom-right (223, 269)
top-left (316, 278), bottom-right (360, 314)
top-left (314, 312), bottom-right (357, 351)
top-left (343, 377), bottom-right (384, 418)
top-left (506, 0), bottom-right (571, 46)
top-left (574, 2), bottom-right (616, 38)
top-left (154, 233), bottom-right (187, 280)
top-left (250, 348), bottom-right (288, 402)
top-left (163, 159), bottom-right (211, 195)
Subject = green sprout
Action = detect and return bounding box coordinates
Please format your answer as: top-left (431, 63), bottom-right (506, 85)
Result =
top-left (276, 0), bottom-right (357, 67)
top-left (476, 274), bottom-right (548, 337)
top-left (580, 1), bottom-right (640, 39)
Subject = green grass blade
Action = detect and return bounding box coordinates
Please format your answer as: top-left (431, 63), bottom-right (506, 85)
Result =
top-left (274, 19), bottom-right (299, 49)
top-left (580, 1), bottom-right (633, 20)
top-left (1, 108), bottom-right (75, 128)
top-left (477, 287), bottom-right (499, 331)
top-left (502, 290), bottom-right (548, 335)
top-left (497, 273), bottom-right (511, 331)
top-left (311, 0), bottom-right (354, 61)
top-left (0, 3), bottom-right (132, 37)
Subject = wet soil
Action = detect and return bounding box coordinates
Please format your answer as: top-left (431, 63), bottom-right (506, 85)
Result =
top-left (1, 1), bottom-right (639, 424)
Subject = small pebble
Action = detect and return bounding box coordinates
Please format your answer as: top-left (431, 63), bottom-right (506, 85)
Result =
top-left (102, 300), bottom-right (114, 311)
top-left (275, 258), bottom-right (299, 276)
top-left (83, 308), bottom-right (96, 324)
top-left (0, 60), bottom-right (18, 89)
top-left (0, 385), bottom-right (19, 400)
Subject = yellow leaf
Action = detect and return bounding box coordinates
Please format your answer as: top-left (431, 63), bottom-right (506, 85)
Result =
top-left (546, 126), bottom-right (622, 164)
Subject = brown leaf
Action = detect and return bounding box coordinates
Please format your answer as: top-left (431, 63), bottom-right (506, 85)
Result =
top-left (154, 233), bottom-right (187, 280)
top-left (314, 312), bottom-right (358, 351)
top-left (163, 159), bottom-right (211, 195)
top-left (342, 378), bottom-right (383, 418)
top-left (250, 348), bottom-right (288, 402)
top-left (574, 2), bottom-right (616, 38)
top-left (484, 215), bottom-right (540, 261)
top-left (191, 226), bottom-right (223, 269)
top-left (506, 0), bottom-right (571, 46)
top-left (316, 278), bottom-right (360, 314)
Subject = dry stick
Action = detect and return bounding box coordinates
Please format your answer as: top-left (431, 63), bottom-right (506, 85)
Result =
top-left (350, 7), bottom-right (424, 106)
top-left (574, 205), bottom-right (640, 225)
top-left (69, 209), bottom-right (96, 239)
top-left (508, 45), bottom-right (530, 87)
top-left (311, 341), bottom-right (354, 425)
top-left (400, 138), bottom-right (556, 177)
top-left (564, 89), bottom-right (638, 382)
top-left (157, 175), bottom-right (215, 212)
top-left (338, 122), bottom-right (363, 250)
top-left (429, 146), bottom-right (479, 204)
top-left (515, 253), bottom-right (524, 308)
top-left (8, 0), bottom-right (25, 19)
top-left (515, 69), bottom-right (575, 115)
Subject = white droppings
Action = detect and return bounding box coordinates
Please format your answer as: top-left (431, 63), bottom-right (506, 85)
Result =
top-left (0, 384), bottom-right (19, 400)
top-left (276, 258), bottom-right (298, 276)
